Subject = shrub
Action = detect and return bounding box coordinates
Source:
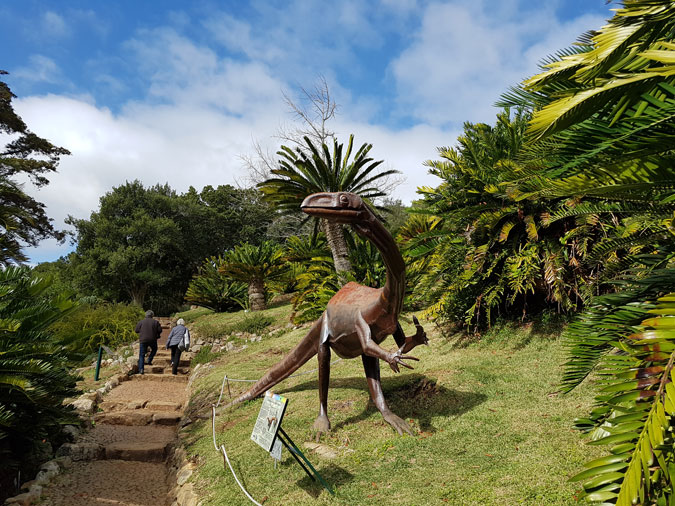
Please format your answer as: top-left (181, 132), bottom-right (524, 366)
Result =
top-left (227, 313), bottom-right (274, 335)
top-left (191, 345), bottom-right (224, 365)
top-left (49, 302), bottom-right (145, 354)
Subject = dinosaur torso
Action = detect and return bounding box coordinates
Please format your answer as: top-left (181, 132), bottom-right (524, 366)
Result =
top-left (324, 282), bottom-right (398, 358)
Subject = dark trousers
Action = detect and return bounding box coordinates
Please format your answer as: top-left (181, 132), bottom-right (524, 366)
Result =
top-left (138, 340), bottom-right (157, 373)
top-left (169, 345), bottom-right (182, 375)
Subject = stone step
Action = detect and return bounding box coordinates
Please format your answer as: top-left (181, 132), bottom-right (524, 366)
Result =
top-left (39, 460), bottom-right (169, 505)
top-left (94, 410), bottom-right (182, 426)
top-left (145, 365), bottom-right (190, 375)
top-left (99, 399), bottom-right (183, 412)
top-left (134, 373), bottom-right (189, 382)
top-left (156, 358), bottom-right (191, 367)
top-left (104, 441), bottom-right (171, 462)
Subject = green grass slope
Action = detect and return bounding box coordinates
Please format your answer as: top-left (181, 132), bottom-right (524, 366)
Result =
top-left (179, 304), bottom-right (600, 505)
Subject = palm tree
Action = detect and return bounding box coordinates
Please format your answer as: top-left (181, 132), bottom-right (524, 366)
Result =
top-left (219, 242), bottom-right (288, 311)
top-left (258, 135), bottom-right (398, 274)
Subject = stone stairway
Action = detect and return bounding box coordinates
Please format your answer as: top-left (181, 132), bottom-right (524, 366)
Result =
top-left (34, 324), bottom-right (195, 506)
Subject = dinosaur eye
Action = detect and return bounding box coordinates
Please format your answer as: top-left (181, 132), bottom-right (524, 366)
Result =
top-left (339, 194), bottom-right (349, 205)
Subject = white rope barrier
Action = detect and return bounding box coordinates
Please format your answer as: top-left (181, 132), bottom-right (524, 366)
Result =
top-left (209, 358), bottom-right (343, 505)
top-left (212, 406), bottom-right (263, 506)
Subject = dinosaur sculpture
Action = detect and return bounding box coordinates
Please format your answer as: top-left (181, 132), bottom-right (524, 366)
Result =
top-left (226, 192), bottom-right (428, 435)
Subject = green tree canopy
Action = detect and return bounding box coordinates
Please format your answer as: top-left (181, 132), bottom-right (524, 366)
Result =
top-left (66, 181), bottom-right (272, 313)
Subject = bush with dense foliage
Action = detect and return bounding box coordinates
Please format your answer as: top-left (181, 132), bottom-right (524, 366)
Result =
top-left (49, 301), bottom-right (145, 354)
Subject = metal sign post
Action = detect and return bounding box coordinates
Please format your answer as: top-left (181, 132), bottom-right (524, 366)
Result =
top-left (251, 392), bottom-right (334, 495)
top-left (94, 345), bottom-right (103, 381)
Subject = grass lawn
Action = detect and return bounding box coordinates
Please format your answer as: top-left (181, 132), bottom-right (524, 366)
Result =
top-left (181, 304), bottom-right (601, 505)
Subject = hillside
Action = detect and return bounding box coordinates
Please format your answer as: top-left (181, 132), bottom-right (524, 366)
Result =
top-left (177, 303), bottom-right (601, 505)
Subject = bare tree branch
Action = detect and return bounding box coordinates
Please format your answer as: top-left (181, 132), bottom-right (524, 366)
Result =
top-left (281, 75), bottom-right (338, 148)
top-left (241, 75), bottom-right (340, 183)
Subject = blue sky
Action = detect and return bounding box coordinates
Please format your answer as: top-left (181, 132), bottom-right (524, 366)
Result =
top-left (0, 0), bottom-right (613, 262)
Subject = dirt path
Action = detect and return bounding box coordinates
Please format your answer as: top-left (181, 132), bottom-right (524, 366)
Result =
top-left (39, 322), bottom-right (193, 506)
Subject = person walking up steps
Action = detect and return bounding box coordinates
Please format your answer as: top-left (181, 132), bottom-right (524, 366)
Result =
top-left (166, 318), bottom-right (190, 375)
top-left (135, 310), bottom-right (162, 375)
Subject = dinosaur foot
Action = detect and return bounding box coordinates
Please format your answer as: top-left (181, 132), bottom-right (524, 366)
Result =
top-left (383, 412), bottom-right (414, 436)
top-left (312, 415), bottom-right (331, 442)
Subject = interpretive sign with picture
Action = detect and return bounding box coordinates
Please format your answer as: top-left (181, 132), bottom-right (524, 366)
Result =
top-left (250, 391), bottom-right (288, 452)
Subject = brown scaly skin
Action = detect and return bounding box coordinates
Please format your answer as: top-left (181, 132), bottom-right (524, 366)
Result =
top-left (225, 192), bottom-right (428, 436)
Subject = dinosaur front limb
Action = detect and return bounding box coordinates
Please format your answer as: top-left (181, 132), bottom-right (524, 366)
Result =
top-left (394, 316), bottom-right (429, 355)
top-left (313, 339), bottom-right (331, 438)
top-left (355, 312), bottom-right (418, 372)
top-left (362, 355), bottom-right (414, 436)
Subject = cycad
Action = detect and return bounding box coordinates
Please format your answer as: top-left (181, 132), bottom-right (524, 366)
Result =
top-left (220, 242), bottom-right (288, 311)
top-left (185, 256), bottom-right (247, 312)
top-left (0, 266), bottom-right (79, 473)
top-left (564, 282), bottom-right (675, 505)
top-left (502, 2), bottom-right (675, 504)
top-left (415, 109), bottom-right (593, 328)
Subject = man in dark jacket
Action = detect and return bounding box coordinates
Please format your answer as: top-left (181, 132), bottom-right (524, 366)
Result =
top-left (135, 310), bottom-right (162, 374)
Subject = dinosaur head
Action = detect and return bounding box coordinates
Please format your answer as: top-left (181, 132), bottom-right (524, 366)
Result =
top-left (300, 192), bottom-right (370, 224)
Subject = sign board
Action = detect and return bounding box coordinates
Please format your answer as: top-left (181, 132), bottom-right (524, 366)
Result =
top-left (251, 391), bottom-right (288, 452)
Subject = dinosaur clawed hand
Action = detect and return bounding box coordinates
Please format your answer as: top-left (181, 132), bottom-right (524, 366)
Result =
top-left (398, 315), bottom-right (429, 355)
top-left (387, 350), bottom-right (419, 373)
top-left (411, 315), bottom-right (429, 346)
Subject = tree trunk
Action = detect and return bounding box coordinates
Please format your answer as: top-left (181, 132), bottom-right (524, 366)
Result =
top-left (129, 283), bottom-right (147, 308)
top-left (321, 219), bottom-right (352, 274)
top-left (248, 279), bottom-right (266, 311)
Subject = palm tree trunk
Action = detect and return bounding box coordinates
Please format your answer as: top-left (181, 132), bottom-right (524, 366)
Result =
top-left (248, 279), bottom-right (266, 311)
top-left (321, 219), bottom-right (352, 273)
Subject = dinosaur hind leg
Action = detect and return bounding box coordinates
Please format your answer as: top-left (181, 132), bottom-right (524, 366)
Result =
top-left (312, 340), bottom-right (331, 439)
top-left (361, 355), bottom-right (414, 436)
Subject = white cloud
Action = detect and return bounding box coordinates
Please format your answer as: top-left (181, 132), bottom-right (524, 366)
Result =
top-left (124, 28), bottom-right (284, 116)
top-left (13, 54), bottom-right (64, 84)
top-left (42, 11), bottom-right (68, 38)
top-left (390, 1), bottom-right (607, 126)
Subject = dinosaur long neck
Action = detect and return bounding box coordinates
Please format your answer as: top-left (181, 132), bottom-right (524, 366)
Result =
top-left (358, 214), bottom-right (405, 317)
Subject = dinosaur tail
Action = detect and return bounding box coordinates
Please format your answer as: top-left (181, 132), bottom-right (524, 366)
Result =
top-left (223, 317), bottom-right (322, 409)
